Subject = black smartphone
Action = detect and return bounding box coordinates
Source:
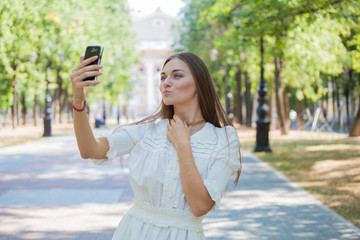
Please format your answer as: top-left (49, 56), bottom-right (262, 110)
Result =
top-left (83, 45), bottom-right (104, 81)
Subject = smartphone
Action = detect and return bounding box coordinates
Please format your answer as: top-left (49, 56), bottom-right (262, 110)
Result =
top-left (83, 45), bottom-right (104, 81)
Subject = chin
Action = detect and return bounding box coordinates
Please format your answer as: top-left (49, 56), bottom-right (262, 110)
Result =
top-left (162, 100), bottom-right (173, 106)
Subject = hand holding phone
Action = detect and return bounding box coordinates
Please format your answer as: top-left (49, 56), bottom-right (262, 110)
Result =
top-left (83, 45), bottom-right (104, 81)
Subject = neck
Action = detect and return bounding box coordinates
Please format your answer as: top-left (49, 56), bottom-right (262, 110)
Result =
top-left (173, 103), bottom-right (204, 125)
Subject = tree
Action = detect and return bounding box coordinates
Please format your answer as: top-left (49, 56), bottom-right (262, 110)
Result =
top-left (0, 0), bottom-right (137, 128)
top-left (188, 0), bottom-right (358, 135)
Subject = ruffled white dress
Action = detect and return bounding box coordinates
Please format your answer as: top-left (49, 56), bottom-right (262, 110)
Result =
top-left (92, 119), bottom-right (240, 240)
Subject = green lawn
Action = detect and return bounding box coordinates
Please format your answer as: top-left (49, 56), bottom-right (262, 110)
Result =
top-left (238, 127), bottom-right (360, 228)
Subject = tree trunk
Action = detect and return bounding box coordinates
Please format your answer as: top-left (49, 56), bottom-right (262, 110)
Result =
top-left (53, 89), bottom-right (58, 124)
top-left (16, 96), bottom-right (20, 126)
top-left (59, 88), bottom-right (64, 124)
top-left (11, 97), bottom-right (16, 129)
top-left (335, 80), bottom-right (343, 132)
top-left (21, 93), bottom-right (27, 125)
top-left (245, 71), bottom-right (252, 127)
top-left (68, 100), bottom-right (72, 123)
top-left (332, 78), bottom-right (337, 125)
top-left (222, 65), bottom-right (231, 115)
top-left (60, 89), bottom-right (67, 124)
top-left (274, 56), bottom-right (288, 135)
top-left (282, 86), bottom-right (291, 130)
top-left (234, 69), bottom-right (243, 124)
top-left (344, 87), bottom-right (350, 125)
top-left (56, 67), bottom-right (64, 123)
top-left (269, 94), bottom-right (275, 130)
top-left (11, 67), bottom-right (18, 129)
top-left (349, 95), bottom-right (360, 136)
top-left (344, 68), bottom-right (353, 126)
top-left (34, 94), bottom-right (39, 126)
top-left (321, 96), bottom-right (327, 119)
top-left (296, 98), bottom-right (304, 129)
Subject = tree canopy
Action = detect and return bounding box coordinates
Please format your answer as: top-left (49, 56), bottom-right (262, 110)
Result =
top-left (175, 0), bottom-right (360, 135)
top-left (0, 0), bottom-right (137, 126)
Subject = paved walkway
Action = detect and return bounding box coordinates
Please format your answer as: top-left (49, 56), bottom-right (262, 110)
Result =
top-left (0, 127), bottom-right (359, 240)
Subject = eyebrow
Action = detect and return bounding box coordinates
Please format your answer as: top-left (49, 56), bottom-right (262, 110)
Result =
top-left (160, 69), bottom-right (185, 75)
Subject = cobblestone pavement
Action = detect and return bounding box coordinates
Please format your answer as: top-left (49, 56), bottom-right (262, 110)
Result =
top-left (0, 127), bottom-right (359, 240)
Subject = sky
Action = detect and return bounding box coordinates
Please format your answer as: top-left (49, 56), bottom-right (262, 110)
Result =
top-left (127, 0), bottom-right (185, 17)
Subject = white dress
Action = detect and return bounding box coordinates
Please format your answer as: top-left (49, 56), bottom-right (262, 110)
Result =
top-left (92, 119), bottom-right (240, 240)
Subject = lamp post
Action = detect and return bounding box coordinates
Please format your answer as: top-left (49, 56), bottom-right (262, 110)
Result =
top-left (43, 51), bottom-right (64, 137)
top-left (254, 37), bottom-right (271, 152)
top-left (43, 72), bottom-right (52, 137)
top-left (225, 84), bottom-right (232, 114)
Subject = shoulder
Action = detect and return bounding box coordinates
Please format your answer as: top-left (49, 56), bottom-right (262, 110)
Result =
top-left (139, 119), bottom-right (170, 152)
top-left (198, 123), bottom-right (239, 150)
top-left (149, 119), bottom-right (169, 136)
top-left (112, 120), bottom-right (157, 143)
top-left (213, 125), bottom-right (239, 142)
top-left (114, 121), bottom-right (152, 134)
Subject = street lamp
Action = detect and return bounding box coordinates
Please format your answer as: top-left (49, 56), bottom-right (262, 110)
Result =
top-left (254, 37), bottom-right (271, 152)
top-left (43, 51), bottom-right (64, 137)
top-left (43, 73), bottom-right (52, 137)
top-left (225, 84), bottom-right (232, 114)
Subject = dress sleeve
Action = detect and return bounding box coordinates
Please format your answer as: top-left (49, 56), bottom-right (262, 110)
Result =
top-left (203, 126), bottom-right (241, 210)
top-left (91, 122), bottom-right (151, 165)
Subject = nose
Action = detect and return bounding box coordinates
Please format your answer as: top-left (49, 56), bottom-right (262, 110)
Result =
top-left (162, 76), bottom-right (172, 87)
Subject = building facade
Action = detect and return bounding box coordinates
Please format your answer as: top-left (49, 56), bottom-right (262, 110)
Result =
top-left (130, 8), bottom-right (176, 118)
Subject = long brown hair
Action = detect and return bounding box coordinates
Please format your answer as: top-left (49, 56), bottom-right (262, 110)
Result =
top-left (132, 52), bottom-right (241, 184)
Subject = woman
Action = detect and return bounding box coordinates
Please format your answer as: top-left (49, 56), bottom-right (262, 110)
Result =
top-left (70, 52), bottom-right (241, 239)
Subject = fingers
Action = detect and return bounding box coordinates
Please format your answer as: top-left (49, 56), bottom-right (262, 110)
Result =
top-left (73, 56), bottom-right (94, 72)
top-left (71, 64), bottom-right (102, 83)
top-left (172, 115), bottom-right (187, 126)
top-left (172, 115), bottom-right (184, 124)
top-left (168, 116), bottom-right (188, 130)
top-left (72, 64), bottom-right (102, 76)
top-left (78, 79), bottom-right (101, 88)
top-left (70, 56), bottom-right (102, 104)
top-left (73, 77), bottom-right (101, 89)
top-left (77, 68), bottom-right (103, 80)
top-left (73, 56), bottom-right (98, 72)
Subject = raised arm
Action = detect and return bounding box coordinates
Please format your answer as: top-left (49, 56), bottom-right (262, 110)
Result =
top-left (70, 56), bottom-right (109, 159)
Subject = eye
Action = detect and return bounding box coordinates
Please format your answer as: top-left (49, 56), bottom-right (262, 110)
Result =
top-left (160, 76), bottom-right (166, 81)
top-left (174, 74), bottom-right (183, 78)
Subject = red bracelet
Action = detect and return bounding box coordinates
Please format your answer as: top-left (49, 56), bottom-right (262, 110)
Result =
top-left (72, 100), bottom-right (87, 112)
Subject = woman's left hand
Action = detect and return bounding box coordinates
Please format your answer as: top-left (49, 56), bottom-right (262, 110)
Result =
top-left (167, 115), bottom-right (190, 149)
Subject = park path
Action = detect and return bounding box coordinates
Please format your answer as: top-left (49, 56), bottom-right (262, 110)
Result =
top-left (0, 127), bottom-right (359, 240)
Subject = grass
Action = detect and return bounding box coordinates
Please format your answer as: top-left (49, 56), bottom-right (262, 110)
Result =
top-left (236, 125), bottom-right (360, 228)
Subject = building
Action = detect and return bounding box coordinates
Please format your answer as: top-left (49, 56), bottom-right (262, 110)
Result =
top-left (129, 8), bottom-right (176, 118)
